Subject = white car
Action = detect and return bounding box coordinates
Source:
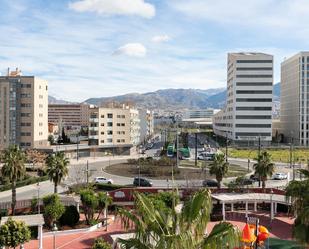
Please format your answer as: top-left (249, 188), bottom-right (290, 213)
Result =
top-left (94, 177), bottom-right (113, 184)
top-left (273, 173), bottom-right (288, 180)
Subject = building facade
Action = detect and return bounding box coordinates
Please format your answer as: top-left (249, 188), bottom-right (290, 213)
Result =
top-left (139, 109), bottom-right (154, 143)
top-left (48, 103), bottom-right (90, 128)
top-left (213, 53), bottom-right (273, 143)
top-left (280, 52), bottom-right (309, 145)
top-left (0, 68), bottom-right (48, 149)
top-left (88, 106), bottom-right (140, 147)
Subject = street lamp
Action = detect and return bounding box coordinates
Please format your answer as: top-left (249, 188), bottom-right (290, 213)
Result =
top-left (37, 182), bottom-right (40, 214)
top-left (52, 223), bottom-right (58, 249)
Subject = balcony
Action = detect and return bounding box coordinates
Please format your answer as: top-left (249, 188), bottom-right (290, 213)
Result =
top-left (89, 118), bottom-right (99, 123)
top-left (89, 135), bottom-right (99, 139)
top-left (89, 127), bottom-right (99, 131)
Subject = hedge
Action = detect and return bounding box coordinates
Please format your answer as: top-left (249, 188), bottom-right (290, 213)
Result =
top-left (0, 175), bottom-right (49, 192)
top-left (95, 183), bottom-right (129, 191)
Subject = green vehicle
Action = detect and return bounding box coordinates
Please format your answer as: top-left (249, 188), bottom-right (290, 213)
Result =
top-left (179, 147), bottom-right (190, 159)
top-left (167, 144), bottom-right (175, 157)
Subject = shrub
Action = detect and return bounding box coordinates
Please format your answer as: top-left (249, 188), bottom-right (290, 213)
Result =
top-left (43, 194), bottom-right (65, 227)
top-left (95, 183), bottom-right (125, 191)
top-left (92, 238), bottom-right (111, 249)
top-left (59, 205), bottom-right (80, 227)
top-left (127, 159), bottom-right (137, 165)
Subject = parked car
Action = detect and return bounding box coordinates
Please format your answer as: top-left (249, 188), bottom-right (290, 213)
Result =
top-left (94, 177), bottom-right (113, 184)
top-left (202, 179), bottom-right (219, 188)
top-left (198, 153), bottom-right (214, 161)
top-left (238, 177), bottom-right (254, 185)
top-left (273, 172), bottom-right (288, 180)
top-left (133, 177), bottom-right (153, 187)
top-left (250, 174), bottom-right (260, 181)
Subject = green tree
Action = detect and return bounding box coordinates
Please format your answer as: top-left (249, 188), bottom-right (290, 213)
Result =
top-left (209, 153), bottom-right (229, 189)
top-left (253, 151), bottom-right (274, 189)
top-left (46, 152), bottom-right (69, 193)
top-left (80, 189), bottom-right (112, 225)
top-left (92, 238), bottom-right (111, 249)
top-left (286, 172), bottom-right (309, 246)
top-left (0, 218), bottom-right (31, 249)
top-left (43, 194), bottom-right (65, 227)
top-left (1, 145), bottom-right (26, 215)
top-left (117, 189), bottom-right (240, 249)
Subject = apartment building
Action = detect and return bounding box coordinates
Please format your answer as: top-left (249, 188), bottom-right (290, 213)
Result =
top-left (213, 53), bottom-right (273, 144)
top-left (280, 52), bottom-right (309, 145)
top-left (139, 109), bottom-right (154, 143)
top-left (88, 105), bottom-right (140, 147)
top-left (0, 68), bottom-right (48, 149)
top-left (48, 103), bottom-right (90, 128)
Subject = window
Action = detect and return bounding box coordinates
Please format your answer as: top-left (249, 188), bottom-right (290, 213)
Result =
top-left (101, 123), bottom-right (104, 126)
top-left (121, 139), bottom-right (125, 143)
top-left (21, 113), bottom-right (31, 117)
top-left (21, 93), bottom-right (31, 98)
top-left (107, 130), bottom-right (113, 135)
top-left (21, 103), bottom-right (31, 108)
top-left (236, 75), bottom-right (272, 78)
top-left (236, 132), bottom-right (271, 137)
top-left (121, 123), bottom-right (125, 126)
top-left (236, 124), bottom-right (271, 128)
top-left (121, 115), bottom-right (125, 118)
top-left (117, 139), bottom-right (121, 143)
top-left (236, 115), bottom-right (272, 119)
top-left (39, 122), bottom-right (43, 126)
top-left (236, 60), bottom-right (272, 63)
top-left (107, 138), bottom-right (112, 143)
top-left (236, 98), bottom-right (272, 102)
top-left (236, 90), bottom-right (272, 94)
top-left (100, 140), bottom-right (105, 143)
top-left (107, 114), bottom-right (113, 118)
top-left (39, 104), bottom-right (43, 108)
top-left (236, 107), bottom-right (272, 111)
top-left (20, 84), bottom-right (31, 88)
top-left (117, 123), bottom-right (121, 126)
top-left (39, 113), bottom-right (43, 117)
top-left (107, 122), bottom-right (113, 127)
top-left (117, 115), bottom-right (121, 118)
top-left (236, 82), bottom-right (272, 86)
top-left (101, 115), bottom-right (104, 118)
top-left (101, 132), bottom-right (104, 135)
top-left (21, 132), bottom-right (31, 136)
top-left (21, 122), bottom-right (31, 127)
top-left (236, 67), bottom-right (272, 71)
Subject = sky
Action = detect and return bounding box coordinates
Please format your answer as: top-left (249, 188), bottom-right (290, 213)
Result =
top-left (0, 0), bottom-right (309, 101)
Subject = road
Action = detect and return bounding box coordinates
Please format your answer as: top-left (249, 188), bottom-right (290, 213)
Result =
top-left (0, 140), bottom-right (299, 202)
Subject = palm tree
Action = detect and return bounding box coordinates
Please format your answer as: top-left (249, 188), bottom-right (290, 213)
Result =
top-left (253, 151), bottom-right (274, 189)
top-left (209, 153), bottom-right (229, 188)
top-left (46, 152), bottom-right (69, 193)
top-left (286, 177), bottom-right (309, 246)
top-left (117, 189), bottom-right (240, 249)
top-left (1, 145), bottom-right (26, 215)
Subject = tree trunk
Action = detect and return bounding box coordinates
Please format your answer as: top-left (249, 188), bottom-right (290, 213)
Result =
top-left (11, 180), bottom-right (16, 215)
top-left (262, 179), bottom-right (266, 189)
top-left (54, 182), bottom-right (58, 193)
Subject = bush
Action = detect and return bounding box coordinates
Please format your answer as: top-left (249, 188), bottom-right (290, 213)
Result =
top-left (92, 238), bottom-right (111, 249)
top-left (59, 205), bottom-right (80, 227)
top-left (0, 175), bottom-right (49, 192)
top-left (95, 183), bottom-right (126, 191)
top-left (43, 194), bottom-right (65, 227)
top-left (69, 183), bottom-right (95, 194)
top-left (0, 209), bottom-right (8, 219)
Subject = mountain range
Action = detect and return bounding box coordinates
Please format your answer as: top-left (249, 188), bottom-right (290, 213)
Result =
top-left (49, 83), bottom-right (281, 110)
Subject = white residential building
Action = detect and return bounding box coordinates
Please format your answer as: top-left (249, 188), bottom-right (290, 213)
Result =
top-left (139, 109), bottom-right (154, 143)
top-left (280, 52), bottom-right (309, 145)
top-left (213, 52), bottom-right (273, 143)
top-left (88, 105), bottom-right (140, 147)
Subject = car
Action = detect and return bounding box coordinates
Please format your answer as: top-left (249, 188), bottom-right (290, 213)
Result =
top-left (250, 174), bottom-right (260, 181)
top-left (94, 177), bottom-right (113, 184)
top-left (237, 178), bottom-right (254, 185)
top-left (273, 172), bottom-right (288, 180)
top-left (202, 179), bottom-right (219, 188)
top-left (133, 177), bottom-right (153, 187)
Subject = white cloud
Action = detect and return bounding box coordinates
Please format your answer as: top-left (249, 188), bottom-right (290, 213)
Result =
top-left (113, 43), bottom-right (146, 57)
top-left (152, 35), bottom-right (171, 43)
top-left (69, 0), bottom-right (155, 18)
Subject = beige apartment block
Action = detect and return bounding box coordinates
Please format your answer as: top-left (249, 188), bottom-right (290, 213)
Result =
top-left (0, 68), bottom-right (48, 150)
top-left (88, 105), bottom-right (140, 147)
top-left (48, 103), bottom-right (90, 128)
top-left (281, 52), bottom-right (309, 145)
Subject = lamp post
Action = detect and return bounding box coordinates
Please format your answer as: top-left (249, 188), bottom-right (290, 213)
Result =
top-left (76, 134), bottom-right (80, 161)
top-left (37, 182), bottom-right (40, 214)
top-left (52, 223), bottom-right (58, 249)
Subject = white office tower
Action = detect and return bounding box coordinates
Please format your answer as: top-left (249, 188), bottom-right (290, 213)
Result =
top-left (281, 52), bottom-right (309, 145)
top-left (213, 53), bottom-right (273, 144)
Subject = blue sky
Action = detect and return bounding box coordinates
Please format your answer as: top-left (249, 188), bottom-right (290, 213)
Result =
top-left (0, 0), bottom-right (308, 101)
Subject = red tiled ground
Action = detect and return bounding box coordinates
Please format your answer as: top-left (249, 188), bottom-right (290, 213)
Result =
top-left (24, 211), bottom-right (295, 249)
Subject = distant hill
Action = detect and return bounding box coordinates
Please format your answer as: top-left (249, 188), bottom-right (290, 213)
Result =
top-left (49, 82), bottom-right (281, 110)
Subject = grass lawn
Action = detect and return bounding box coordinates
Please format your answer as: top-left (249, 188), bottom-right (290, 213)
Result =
top-left (267, 238), bottom-right (305, 249)
top-left (179, 160), bottom-right (248, 177)
top-left (228, 148), bottom-right (309, 164)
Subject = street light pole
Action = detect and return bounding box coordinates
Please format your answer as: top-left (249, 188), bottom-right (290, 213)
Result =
top-left (76, 134), bottom-right (80, 161)
top-left (225, 132), bottom-right (228, 162)
top-left (37, 182), bottom-right (40, 214)
top-left (195, 132), bottom-right (198, 167)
